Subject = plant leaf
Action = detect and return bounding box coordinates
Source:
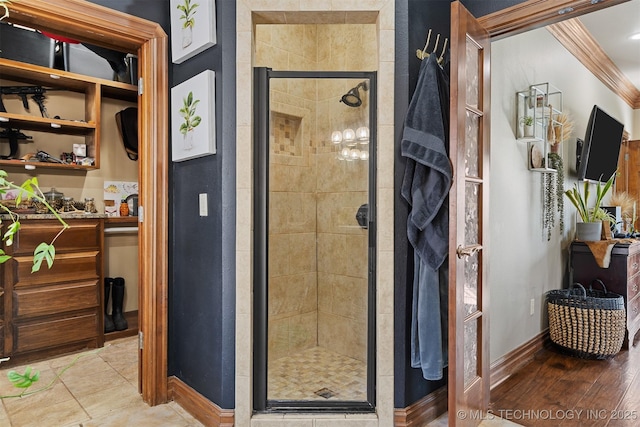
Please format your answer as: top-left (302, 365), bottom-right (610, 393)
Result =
top-left (32, 242), bottom-right (55, 273)
top-left (3, 220), bottom-right (19, 244)
top-left (7, 367), bottom-right (40, 389)
top-left (0, 249), bottom-right (10, 264)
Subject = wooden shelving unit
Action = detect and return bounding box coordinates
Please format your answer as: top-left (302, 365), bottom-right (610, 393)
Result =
top-left (0, 58), bottom-right (137, 170)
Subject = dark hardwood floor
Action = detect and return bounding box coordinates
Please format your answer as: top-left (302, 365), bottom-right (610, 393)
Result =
top-left (490, 335), bottom-right (640, 426)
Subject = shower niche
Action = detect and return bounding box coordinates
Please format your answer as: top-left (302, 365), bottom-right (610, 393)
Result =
top-left (254, 68), bottom-right (377, 412)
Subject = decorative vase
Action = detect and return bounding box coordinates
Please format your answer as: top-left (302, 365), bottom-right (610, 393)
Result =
top-left (575, 221), bottom-right (602, 241)
top-left (184, 131), bottom-right (194, 150)
top-left (523, 124), bottom-right (534, 138)
top-left (119, 199), bottom-right (129, 217)
top-left (182, 27), bottom-right (193, 48)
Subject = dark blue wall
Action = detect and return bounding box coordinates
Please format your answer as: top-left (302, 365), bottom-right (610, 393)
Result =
top-left (167, 0), bottom-right (237, 409)
top-left (89, 0), bottom-right (237, 409)
top-left (394, 0), bottom-right (525, 409)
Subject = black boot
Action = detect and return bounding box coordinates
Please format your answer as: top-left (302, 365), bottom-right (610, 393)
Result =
top-left (104, 278), bottom-right (115, 333)
top-left (112, 277), bottom-right (128, 331)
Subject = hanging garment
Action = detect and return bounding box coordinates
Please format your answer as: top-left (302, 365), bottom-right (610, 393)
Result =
top-left (401, 54), bottom-right (452, 381)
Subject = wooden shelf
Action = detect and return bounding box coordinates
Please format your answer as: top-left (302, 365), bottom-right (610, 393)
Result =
top-left (0, 57), bottom-right (138, 99)
top-left (0, 112), bottom-right (95, 133)
top-left (0, 159), bottom-right (96, 171)
top-left (104, 216), bottom-right (138, 226)
top-left (0, 57), bottom-right (138, 171)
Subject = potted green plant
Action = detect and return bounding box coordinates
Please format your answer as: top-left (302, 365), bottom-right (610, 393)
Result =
top-left (177, 0), bottom-right (199, 48)
top-left (178, 91), bottom-right (201, 150)
top-left (564, 172), bottom-right (616, 241)
top-left (520, 115), bottom-right (534, 138)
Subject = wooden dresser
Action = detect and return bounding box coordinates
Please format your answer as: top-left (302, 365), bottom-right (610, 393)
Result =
top-left (570, 241), bottom-right (640, 345)
top-left (1, 218), bottom-right (104, 363)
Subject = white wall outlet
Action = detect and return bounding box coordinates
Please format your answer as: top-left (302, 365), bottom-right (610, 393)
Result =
top-left (199, 193), bottom-right (208, 216)
top-left (530, 298), bottom-right (535, 316)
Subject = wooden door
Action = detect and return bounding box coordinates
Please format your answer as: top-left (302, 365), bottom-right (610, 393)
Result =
top-left (617, 139), bottom-right (639, 230)
top-left (449, 2), bottom-right (491, 425)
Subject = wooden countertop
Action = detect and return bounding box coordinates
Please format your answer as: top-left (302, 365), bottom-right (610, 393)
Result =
top-left (0, 213), bottom-right (139, 225)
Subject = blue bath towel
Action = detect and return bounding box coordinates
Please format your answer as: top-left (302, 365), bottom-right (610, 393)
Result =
top-left (401, 54), bottom-right (451, 381)
top-left (401, 55), bottom-right (452, 270)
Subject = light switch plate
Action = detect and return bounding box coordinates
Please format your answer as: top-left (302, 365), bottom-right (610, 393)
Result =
top-left (199, 193), bottom-right (208, 216)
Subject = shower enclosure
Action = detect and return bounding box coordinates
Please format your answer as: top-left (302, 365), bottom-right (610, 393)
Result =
top-left (253, 68), bottom-right (376, 412)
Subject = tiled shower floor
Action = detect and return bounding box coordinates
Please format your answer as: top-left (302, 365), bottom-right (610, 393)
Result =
top-left (268, 346), bottom-right (367, 401)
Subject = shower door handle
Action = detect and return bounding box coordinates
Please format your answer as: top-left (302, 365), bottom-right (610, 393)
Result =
top-left (356, 204), bottom-right (368, 229)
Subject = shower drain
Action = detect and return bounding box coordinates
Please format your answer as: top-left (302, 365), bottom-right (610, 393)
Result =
top-left (314, 387), bottom-right (335, 399)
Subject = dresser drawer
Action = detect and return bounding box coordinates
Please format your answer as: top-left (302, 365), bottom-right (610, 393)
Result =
top-left (629, 274), bottom-right (640, 302)
top-left (10, 220), bottom-right (101, 256)
top-left (628, 294), bottom-right (640, 325)
top-left (10, 251), bottom-right (100, 288)
top-left (13, 313), bottom-right (98, 353)
top-left (13, 281), bottom-right (99, 319)
top-left (629, 253), bottom-right (640, 278)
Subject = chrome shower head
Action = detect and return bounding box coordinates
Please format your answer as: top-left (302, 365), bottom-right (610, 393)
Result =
top-left (340, 81), bottom-right (368, 107)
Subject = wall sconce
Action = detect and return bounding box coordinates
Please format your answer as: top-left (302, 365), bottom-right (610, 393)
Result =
top-left (332, 127), bottom-right (369, 161)
top-left (331, 131), bottom-right (343, 144)
top-left (356, 126), bottom-right (369, 143)
top-left (343, 128), bottom-right (356, 146)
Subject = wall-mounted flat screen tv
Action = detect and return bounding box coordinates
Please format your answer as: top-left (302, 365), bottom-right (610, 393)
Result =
top-left (577, 105), bottom-right (624, 183)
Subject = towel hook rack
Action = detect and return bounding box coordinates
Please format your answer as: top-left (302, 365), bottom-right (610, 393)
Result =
top-left (416, 29), bottom-right (432, 60)
top-left (416, 28), bottom-right (448, 65)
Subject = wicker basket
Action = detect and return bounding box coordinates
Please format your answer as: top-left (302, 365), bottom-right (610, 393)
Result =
top-left (546, 281), bottom-right (626, 359)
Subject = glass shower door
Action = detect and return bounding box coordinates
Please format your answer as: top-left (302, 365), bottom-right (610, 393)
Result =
top-left (254, 68), bottom-right (376, 412)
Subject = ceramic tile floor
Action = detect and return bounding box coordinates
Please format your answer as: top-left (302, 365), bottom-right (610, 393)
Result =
top-left (268, 345), bottom-right (367, 401)
top-left (0, 337), bottom-right (203, 427)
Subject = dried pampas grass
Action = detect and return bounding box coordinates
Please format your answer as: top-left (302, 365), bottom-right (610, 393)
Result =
top-left (553, 112), bottom-right (574, 145)
top-left (609, 191), bottom-right (636, 218)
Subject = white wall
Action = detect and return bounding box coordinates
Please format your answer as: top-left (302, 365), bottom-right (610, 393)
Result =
top-left (490, 27), bottom-right (637, 361)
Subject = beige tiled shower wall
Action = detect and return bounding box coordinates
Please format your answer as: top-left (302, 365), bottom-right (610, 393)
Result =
top-left (257, 24), bottom-right (377, 363)
top-left (262, 24), bottom-right (320, 360)
top-left (256, 24), bottom-right (377, 72)
top-left (316, 79), bottom-right (370, 363)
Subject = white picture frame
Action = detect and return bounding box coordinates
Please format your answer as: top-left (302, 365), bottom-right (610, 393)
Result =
top-left (171, 70), bottom-right (216, 162)
top-left (170, 0), bottom-right (217, 64)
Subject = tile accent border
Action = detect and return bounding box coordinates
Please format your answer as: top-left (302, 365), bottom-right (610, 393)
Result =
top-left (168, 376), bottom-right (235, 427)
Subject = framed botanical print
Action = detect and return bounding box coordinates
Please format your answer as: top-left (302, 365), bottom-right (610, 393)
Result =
top-left (171, 70), bottom-right (216, 161)
top-left (170, 0), bottom-right (217, 63)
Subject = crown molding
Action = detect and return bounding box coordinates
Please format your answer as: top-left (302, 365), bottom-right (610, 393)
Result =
top-left (480, 0), bottom-right (640, 110)
top-left (547, 19), bottom-right (640, 109)
top-left (479, 0), bottom-right (629, 40)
